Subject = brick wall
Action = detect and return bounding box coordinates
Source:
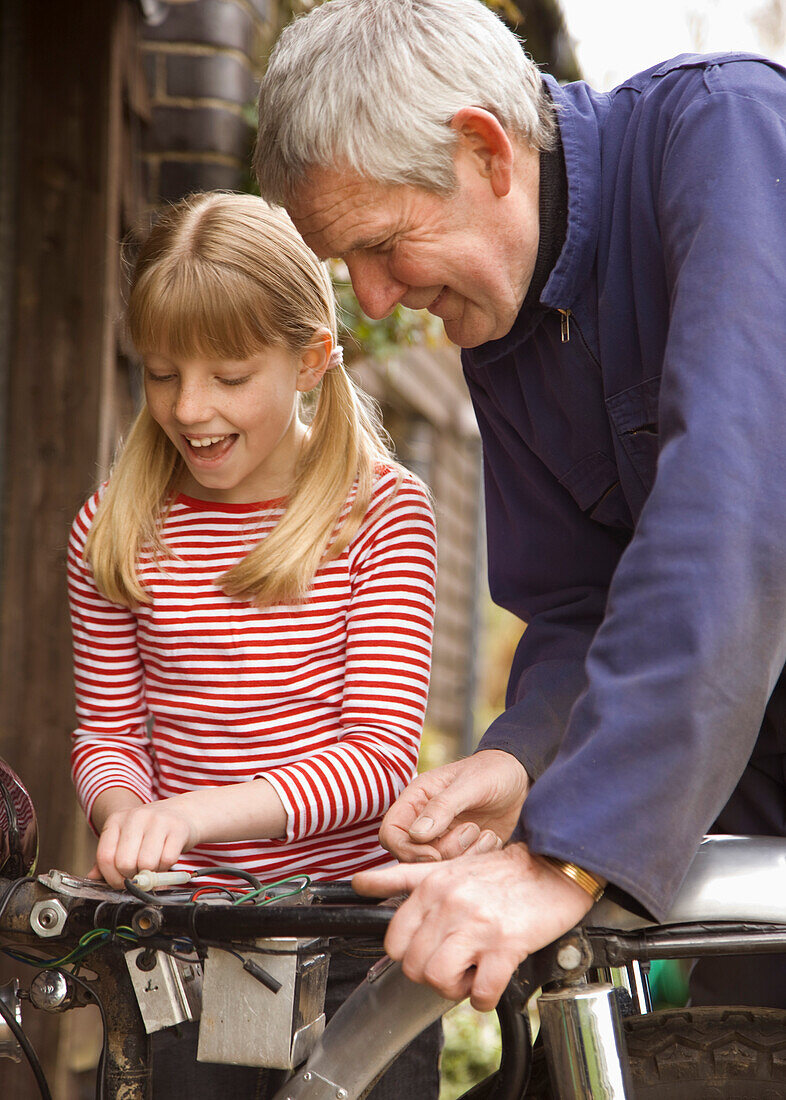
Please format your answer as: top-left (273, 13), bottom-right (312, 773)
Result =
top-left (141, 0), bottom-right (272, 202)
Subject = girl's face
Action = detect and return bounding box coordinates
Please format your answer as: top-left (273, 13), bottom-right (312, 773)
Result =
top-left (144, 343), bottom-right (328, 503)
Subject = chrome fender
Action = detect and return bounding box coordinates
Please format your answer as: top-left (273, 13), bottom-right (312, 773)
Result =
top-left (589, 834), bottom-right (786, 931)
top-left (271, 956), bottom-right (455, 1100)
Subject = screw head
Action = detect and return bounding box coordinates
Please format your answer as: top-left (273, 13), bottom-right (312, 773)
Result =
top-left (336, 1090), bottom-right (348, 1099)
top-left (556, 943), bottom-right (583, 971)
top-left (303, 1072), bottom-right (312, 1081)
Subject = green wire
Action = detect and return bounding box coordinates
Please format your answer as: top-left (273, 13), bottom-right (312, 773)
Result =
top-left (231, 874), bottom-right (311, 906)
top-left (1, 926), bottom-right (137, 970)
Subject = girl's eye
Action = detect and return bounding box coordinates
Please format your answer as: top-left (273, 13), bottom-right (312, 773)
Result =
top-left (219, 376), bottom-right (250, 387)
top-left (145, 370), bottom-right (176, 383)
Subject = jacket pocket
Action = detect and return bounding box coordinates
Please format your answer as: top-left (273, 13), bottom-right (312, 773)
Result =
top-left (559, 451), bottom-right (632, 532)
top-left (606, 376), bottom-right (661, 493)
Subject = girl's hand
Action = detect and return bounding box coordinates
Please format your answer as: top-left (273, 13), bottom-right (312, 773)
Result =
top-left (90, 791), bottom-right (199, 889)
top-left (87, 779), bottom-right (287, 889)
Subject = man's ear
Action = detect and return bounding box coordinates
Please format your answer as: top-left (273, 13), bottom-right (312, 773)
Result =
top-left (450, 107), bottom-right (514, 198)
top-left (297, 328), bottom-right (333, 392)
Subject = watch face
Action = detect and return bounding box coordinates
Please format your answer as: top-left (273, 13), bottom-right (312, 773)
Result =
top-left (0, 759), bottom-right (38, 878)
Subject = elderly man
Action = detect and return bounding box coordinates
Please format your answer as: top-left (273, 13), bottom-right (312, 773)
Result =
top-left (255, 0), bottom-right (786, 1013)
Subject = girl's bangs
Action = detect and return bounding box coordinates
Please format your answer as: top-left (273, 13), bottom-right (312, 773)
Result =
top-left (131, 263), bottom-right (277, 362)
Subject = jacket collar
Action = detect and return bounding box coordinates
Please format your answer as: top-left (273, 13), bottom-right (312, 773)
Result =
top-left (467, 74), bottom-right (609, 366)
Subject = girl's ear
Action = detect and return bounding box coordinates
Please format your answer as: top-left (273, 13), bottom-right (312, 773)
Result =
top-left (297, 328), bottom-right (333, 393)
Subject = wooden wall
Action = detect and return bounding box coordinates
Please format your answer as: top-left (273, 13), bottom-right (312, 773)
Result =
top-left (0, 2), bottom-right (141, 1091)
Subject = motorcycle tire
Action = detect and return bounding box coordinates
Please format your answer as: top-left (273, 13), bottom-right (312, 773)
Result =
top-left (525, 1006), bottom-right (786, 1098)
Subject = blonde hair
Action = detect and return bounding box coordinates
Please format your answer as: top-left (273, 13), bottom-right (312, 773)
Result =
top-left (86, 192), bottom-right (398, 607)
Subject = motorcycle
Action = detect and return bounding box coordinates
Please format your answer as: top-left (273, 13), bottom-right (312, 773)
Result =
top-left (1, 756), bottom-right (785, 1099)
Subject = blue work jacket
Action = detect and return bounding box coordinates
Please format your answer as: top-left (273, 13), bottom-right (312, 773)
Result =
top-left (462, 54), bottom-right (786, 919)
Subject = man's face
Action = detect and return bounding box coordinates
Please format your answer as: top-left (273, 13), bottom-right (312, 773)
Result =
top-left (288, 145), bottom-right (539, 349)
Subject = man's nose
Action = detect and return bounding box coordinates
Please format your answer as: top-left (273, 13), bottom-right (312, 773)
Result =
top-left (346, 255), bottom-right (406, 320)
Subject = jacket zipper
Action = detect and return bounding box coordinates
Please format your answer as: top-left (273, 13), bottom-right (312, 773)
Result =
top-left (557, 308), bottom-right (601, 370)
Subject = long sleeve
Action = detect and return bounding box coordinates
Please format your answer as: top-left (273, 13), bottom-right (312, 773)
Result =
top-left (68, 495), bottom-right (155, 824)
top-left (262, 475), bottom-right (437, 842)
top-left (522, 74), bottom-right (786, 918)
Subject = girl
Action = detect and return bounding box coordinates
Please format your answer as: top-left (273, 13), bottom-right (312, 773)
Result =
top-left (67, 192), bottom-right (439, 1096)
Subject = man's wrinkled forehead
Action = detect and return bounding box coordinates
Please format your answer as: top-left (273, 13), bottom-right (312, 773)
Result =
top-left (287, 169), bottom-right (396, 259)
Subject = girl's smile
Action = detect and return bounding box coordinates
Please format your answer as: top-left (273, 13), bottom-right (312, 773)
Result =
top-left (144, 344), bottom-right (327, 503)
top-left (182, 432), bottom-right (239, 464)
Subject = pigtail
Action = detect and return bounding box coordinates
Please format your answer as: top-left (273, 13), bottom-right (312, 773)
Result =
top-left (84, 407), bottom-right (181, 607)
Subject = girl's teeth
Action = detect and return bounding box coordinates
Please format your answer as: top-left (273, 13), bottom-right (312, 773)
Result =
top-left (188, 435), bottom-right (227, 448)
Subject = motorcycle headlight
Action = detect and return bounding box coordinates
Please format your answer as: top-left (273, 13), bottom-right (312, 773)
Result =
top-left (0, 758), bottom-right (38, 878)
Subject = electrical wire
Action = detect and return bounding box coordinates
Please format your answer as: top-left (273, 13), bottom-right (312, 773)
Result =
top-left (190, 866), bottom-right (263, 891)
top-left (190, 885), bottom-right (248, 902)
top-left (0, 991), bottom-right (52, 1100)
top-left (232, 873), bottom-right (311, 906)
top-left (123, 878), bottom-right (159, 905)
top-left (66, 970), bottom-right (109, 1100)
top-left (1, 926), bottom-right (137, 970)
top-left (0, 875), bottom-right (35, 924)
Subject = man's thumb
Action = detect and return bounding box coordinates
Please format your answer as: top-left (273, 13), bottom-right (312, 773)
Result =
top-left (409, 786), bottom-right (470, 840)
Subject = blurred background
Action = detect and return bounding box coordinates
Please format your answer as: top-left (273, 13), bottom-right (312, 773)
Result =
top-left (0, 0), bottom-right (782, 1093)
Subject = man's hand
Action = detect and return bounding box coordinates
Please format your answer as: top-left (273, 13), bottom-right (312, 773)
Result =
top-left (353, 844), bottom-right (594, 1011)
top-left (379, 750), bottom-right (530, 862)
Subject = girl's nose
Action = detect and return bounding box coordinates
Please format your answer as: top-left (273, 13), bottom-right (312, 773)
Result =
top-left (174, 382), bottom-right (213, 425)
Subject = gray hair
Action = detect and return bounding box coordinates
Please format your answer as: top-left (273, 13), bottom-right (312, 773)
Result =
top-left (254, 0), bottom-right (555, 204)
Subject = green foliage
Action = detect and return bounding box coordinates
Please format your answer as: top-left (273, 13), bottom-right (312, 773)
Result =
top-left (440, 1003), bottom-right (502, 1100)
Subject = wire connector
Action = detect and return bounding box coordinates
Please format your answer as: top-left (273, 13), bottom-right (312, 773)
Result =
top-left (131, 870), bottom-right (193, 891)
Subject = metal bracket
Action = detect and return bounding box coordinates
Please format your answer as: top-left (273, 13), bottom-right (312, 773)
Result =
top-left (282, 1069), bottom-right (348, 1100)
top-left (125, 947), bottom-right (202, 1034)
top-left (38, 869), bottom-right (128, 903)
top-left (519, 926), bottom-right (594, 991)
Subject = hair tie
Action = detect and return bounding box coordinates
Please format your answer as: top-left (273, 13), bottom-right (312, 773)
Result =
top-left (327, 345), bottom-right (344, 370)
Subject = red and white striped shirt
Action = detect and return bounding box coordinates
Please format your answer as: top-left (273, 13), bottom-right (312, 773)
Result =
top-left (68, 467), bottom-right (437, 881)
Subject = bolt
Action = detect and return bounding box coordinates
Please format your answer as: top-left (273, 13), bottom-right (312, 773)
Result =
top-left (556, 943), bottom-right (583, 971)
top-left (30, 898), bottom-right (68, 937)
top-left (336, 1090), bottom-right (348, 1099)
top-left (29, 970), bottom-right (71, 1011)
top-left (303, 1072), bottom-right (312, 1082)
